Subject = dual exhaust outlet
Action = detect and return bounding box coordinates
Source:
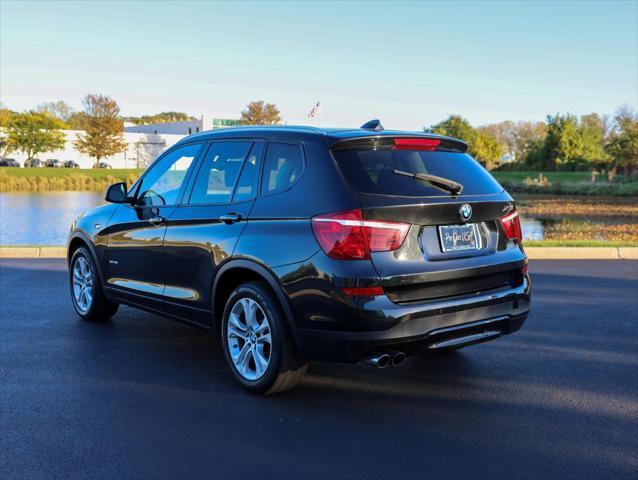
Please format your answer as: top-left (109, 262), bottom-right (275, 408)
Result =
top-left (361, 350), bottom-right (406, 369)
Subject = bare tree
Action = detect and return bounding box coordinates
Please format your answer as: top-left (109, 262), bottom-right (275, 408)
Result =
top-left (36, 100), bottom-right (75, 123)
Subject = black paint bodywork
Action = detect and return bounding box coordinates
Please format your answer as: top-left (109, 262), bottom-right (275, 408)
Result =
top-left (68, 126), bottom-right (530, 363)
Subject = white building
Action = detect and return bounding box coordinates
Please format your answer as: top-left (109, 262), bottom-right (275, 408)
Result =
top-left (6, 130), bottom-right (184, 169)
top-left (124, 115), bottom-right (241, 136)
top-left (3, 115), bottom-right (241, 169)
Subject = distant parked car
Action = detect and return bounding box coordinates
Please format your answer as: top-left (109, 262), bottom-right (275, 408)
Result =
top-left (24, 158), bottom-right (43, 168)
top-left (64, 160), bottom-right (80, 168)
top-left (0, 158), bottom-right (20, 167)
top-left (92, 162), bottom-right (112, 169)
top-left (45, 159), bottom-right (63, 168)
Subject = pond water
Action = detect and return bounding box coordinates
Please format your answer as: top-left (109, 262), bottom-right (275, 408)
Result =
top-left (0, 192), bottom-right (105, 246)
top-left (1, 192), bottom-right (634, 245)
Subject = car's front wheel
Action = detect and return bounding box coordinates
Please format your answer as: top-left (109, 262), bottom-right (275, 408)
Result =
top-left (221, 281), bottom-right (306, 394)
top-left (70, 247), bottom-right (119, 321)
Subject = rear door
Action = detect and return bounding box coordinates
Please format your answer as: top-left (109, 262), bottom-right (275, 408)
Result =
top-left (161, 140), bottom-right (264, 325)
top-left (331, 137), bottom-right (526, 303)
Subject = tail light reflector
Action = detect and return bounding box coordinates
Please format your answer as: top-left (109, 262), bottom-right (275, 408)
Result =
top-left (499, 209), bottom-right (523, 243)
top-left (393, 138), bottom-right (441, 151)
top-left (311, 209), bottom-right (410, 260)
top-left (341, 286), bottom-right (385, 296)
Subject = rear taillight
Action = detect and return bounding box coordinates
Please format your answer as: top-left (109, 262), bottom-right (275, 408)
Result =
top-left (311, 209), bottom-right (410, 260)
top-left (499, 209), bottom-right (523, 243)
top-left (393, 138), bottom-right (441, 151)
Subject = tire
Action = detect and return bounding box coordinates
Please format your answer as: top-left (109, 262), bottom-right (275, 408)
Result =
top-left (221, 281), bottom-right (307, 395)
top-left (69, 247), bottom-right (119, 321)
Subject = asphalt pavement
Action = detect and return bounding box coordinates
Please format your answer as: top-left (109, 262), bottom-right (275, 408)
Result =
top-left (1, 259), bottom-right (637, 479)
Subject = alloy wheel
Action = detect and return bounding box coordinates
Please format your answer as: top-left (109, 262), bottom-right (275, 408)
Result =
top-left (72, 256), bottom-right (94, 313)
top-left (226, 297), bottom-right (272, 381)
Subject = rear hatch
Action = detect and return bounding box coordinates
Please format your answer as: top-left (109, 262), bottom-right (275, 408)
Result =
top-left (331, 135), bottom-right (526, 304)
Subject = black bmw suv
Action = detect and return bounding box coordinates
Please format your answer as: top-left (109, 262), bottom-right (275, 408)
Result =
top-left (68, 123), bottom-right (530, 394)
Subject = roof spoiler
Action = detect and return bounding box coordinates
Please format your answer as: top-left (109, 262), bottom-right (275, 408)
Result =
top-left (331, 135), bottom-right (468, 153)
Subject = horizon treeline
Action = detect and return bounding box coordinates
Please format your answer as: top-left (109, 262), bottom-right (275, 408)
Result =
top-left (1, 98), bottom-right (636, 174)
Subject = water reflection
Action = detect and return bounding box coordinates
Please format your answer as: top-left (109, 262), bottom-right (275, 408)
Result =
top-left (0, 192), bottom-right (105, 245)
top-left (520, 217), bottom-right (544, 241)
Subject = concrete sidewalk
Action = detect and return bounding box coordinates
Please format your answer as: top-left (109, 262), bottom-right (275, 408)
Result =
top-left (1, 245), bottom-right (637, 260)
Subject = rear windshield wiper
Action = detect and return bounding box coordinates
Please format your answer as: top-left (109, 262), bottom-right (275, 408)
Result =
top-left (392, 169), bottom-right (464, 195)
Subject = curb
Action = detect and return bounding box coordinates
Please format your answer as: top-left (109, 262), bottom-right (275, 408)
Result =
top-left (1, 246), bottom-right (637, 260)
top-left (0, 247), bottom-right (67, 258)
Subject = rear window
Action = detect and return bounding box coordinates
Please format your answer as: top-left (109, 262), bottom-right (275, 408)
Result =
top-left (332, 148), bottom-right (503, 197)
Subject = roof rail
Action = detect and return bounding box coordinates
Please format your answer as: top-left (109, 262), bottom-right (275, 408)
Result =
top-left (360, 119), bottom-right (384, 131)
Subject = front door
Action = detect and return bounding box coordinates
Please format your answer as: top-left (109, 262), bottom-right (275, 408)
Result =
top-left (162, 140), bottom-right (264, 326)
top-left (105, 142), bottom-right (203, 308)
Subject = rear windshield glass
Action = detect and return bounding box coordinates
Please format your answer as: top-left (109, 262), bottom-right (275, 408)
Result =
top-left (332, 148), bottom-right (503, 197)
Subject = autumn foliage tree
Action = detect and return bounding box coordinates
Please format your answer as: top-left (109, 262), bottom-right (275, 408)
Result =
top-left (239, 101), bottom-right (281, 125)
top-left (124, 112), bottom-right (195, 125)
top-left (429, 115), bottom-right (504, 170)
top-left (74, 94), bottom-right (126, 163)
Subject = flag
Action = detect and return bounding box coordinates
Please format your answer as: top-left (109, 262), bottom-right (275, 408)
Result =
top-left (307, 101), bottom-right (321, 118)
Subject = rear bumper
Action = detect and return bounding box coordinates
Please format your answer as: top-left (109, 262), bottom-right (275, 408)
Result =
top-left (293, 275), bottom-right (531, 363)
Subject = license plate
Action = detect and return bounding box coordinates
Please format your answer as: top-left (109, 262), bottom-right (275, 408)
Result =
top-left (438, 223), bottom-right (482, 252)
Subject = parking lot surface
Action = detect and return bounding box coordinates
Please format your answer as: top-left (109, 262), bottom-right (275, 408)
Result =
top-left (1, 259), bottom-right (637, 479)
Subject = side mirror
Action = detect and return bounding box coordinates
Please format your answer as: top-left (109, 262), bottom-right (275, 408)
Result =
top-left (105, 182), bottom-right (128, 204)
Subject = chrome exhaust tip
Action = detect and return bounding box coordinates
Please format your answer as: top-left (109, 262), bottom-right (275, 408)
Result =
top-left (388, 350), bottom-right (406, 366)
top-left (361, 352), bottom-right (391, 369)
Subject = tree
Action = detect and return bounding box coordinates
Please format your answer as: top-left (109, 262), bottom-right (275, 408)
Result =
top-left (474, 128), bottom-right (505, 170)
top-left (429, 115), bottom-right (476, 144)
top-left (580, 113), bottom-right (610, 167)
top-left (606, 107), bottom-right (638, 175)
top-left (512, 121), bottom-right (547, 165)
top-left (5, 111), bottom-right (66, 159)
top-left (66, 112), bottom-right (89, 130)
top-left (430, 115), bottom-right (503, 170)
top-left (0, 108), bottom-right (16, 158)
top-left (239, 101), bottom-right (281, 125)
top-left (542, 114), bottom-right (584, 170)
top-left (124, 112), bottom-right (196, 125)
top-left (481, 121), bottom-right (516, 160)
top-left (74, 94), bottom-right (126, 163)
top-left (537, 113), bottom-right (610, 170)
top-left (481, 120), bottom-right (547, 165)
top-left (36, 100), bottom-right (75, 123)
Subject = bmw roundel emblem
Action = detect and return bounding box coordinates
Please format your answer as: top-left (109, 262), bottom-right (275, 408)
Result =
top-left (459, 203), bottom-right (472, 222)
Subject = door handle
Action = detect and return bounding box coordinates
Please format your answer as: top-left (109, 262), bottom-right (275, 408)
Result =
top-left (219, 213), bottom-right (242, 224)
top-left (148, 216), bottom-right (165, 226)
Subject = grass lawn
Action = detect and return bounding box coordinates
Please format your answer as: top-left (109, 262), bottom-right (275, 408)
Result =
top-left (1, 167), bottom-right (143, 179)
top-left (493, 171), bottom-right (591, 183)
top-left (492, 171), bottom-right (638, 196)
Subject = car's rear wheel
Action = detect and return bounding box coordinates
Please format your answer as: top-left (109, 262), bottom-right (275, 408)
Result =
top-left (221, 281), bottom-right (306, 394)
top-left (70, 247), bottom-right (118, 321)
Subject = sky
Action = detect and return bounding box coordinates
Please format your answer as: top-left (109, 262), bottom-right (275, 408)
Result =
top-left (1, 0), bottom-right (637, 130)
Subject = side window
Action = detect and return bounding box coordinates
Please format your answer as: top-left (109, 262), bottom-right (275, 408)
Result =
top-left (189, 141), bottom-right (252, 204)
top-left (261, 143), bottom-right (304, 194)
top-left (137, 143), bottom-right (201, 206)
top-left (232, 143), bottom-right (264, 202)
